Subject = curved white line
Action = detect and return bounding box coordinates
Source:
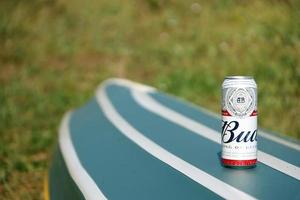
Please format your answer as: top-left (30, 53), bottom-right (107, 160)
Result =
top-left (131, 90), bottom-right (300, 181)
top-left (59, 112), bottom-right (107, 200)
top-left (96, 84), bottom-right (256, 200)
top-left (104, 78), bottom-right (300, 152)
top-left (102, 78), bottom-right (156, 93)
top-left (259, 131), bottom-right (300, 152)
top-left (165, 93), bottom-right (300, 152)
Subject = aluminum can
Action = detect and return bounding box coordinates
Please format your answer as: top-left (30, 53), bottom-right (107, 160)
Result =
top-left (221, 76), bottom-right (257, 168)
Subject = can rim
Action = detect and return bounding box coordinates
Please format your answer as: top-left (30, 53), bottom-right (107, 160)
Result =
top-left (225, 76), bottom-right (253, 80)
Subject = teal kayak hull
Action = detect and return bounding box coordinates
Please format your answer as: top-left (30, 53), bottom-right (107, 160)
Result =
top-left (47, 79), bottom-right (300, 200)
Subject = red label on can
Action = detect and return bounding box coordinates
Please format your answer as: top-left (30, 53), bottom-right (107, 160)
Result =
top-left (222, 110), bottom-right (232, 116)
top-left (222, 158), bottom-right (257, 166)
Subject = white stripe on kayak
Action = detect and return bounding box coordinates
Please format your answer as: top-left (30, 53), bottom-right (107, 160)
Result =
top-left (106, 78), bottom-right (300, 152)
top-left (59, 112), bottom-right (107, 200)
top-left (103, 78), bottom-right (156, 93)
top-left (177, 98), bottom-right (300, 152)
top-left (96, 84), bottom-right (256, 200)
top-left (259, 131), bottom-right (300, 152)
top-left (131, 89), bottom-right (300, 181)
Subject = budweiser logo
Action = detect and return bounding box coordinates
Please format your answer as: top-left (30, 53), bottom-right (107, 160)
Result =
top-left (222, 120), bottom-right (257, 143)
top-left (224, 87), bottom-right (256, 118)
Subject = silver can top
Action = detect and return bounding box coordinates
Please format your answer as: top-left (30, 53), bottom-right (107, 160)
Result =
top-left (225, 76), bottom-right (253, 80)
top-left (222, 76), bottom-right (257, 88)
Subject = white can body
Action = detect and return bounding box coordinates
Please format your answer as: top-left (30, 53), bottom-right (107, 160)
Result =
top-left (221, 76), bottom-right (257, 167)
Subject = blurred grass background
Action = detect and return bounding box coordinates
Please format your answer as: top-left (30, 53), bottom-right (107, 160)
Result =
top-left (0, 0), bottom-right (300, 199)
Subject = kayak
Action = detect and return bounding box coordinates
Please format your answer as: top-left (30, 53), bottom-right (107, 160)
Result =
top-left (45, 78), bottom-right (300, 200)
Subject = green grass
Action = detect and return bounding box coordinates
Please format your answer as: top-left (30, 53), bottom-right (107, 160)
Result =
top-left (1, 0), bottom-right (300, 199)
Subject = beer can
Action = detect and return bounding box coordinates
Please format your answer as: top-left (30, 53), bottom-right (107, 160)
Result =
top-left (221, 76), bottom-right (257, 168)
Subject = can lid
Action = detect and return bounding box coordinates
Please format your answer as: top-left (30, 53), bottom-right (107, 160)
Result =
top-left (225, 76), bottom-right (253, 80)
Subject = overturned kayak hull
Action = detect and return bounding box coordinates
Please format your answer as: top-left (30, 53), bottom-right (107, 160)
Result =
top-left (47, 78), bottom-right (300, 200)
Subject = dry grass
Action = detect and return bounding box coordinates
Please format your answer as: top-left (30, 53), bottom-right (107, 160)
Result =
top-left (0, 0), bottom-right (300, 199)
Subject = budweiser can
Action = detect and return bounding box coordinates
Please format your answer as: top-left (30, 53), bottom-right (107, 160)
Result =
top-left (221, 76), bottom-right (257, 168)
